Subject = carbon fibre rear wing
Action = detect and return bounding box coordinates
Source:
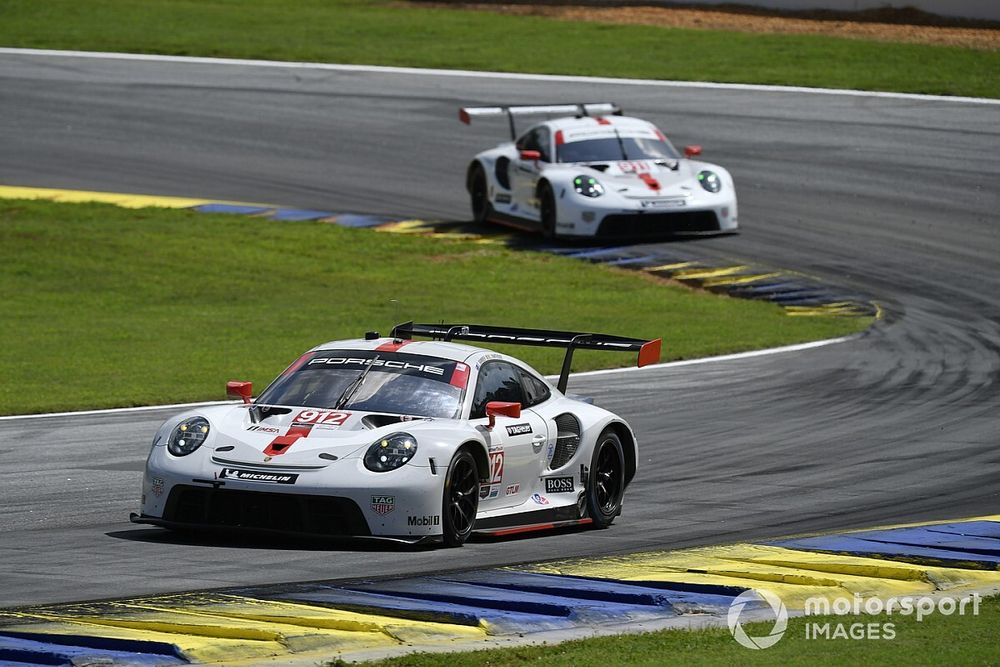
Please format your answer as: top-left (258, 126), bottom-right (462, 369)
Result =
top-left (390, 322), bottom-right (661, 394)
top-left (459, 103), bottom-right (623, 141)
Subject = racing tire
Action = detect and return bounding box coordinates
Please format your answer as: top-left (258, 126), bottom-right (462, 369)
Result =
top-left (468, 163), bottom-right (491, 225)
top-left (539, 182), bottom-right (557, 239)
top-left (442, 448), bottom-right (480, 547)
top-left (586, 430), bottom-right (625, 529)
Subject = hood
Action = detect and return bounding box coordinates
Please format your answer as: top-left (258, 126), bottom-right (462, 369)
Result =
top-left (582, 159), bottom-right (699, 200)
top-left (203, 404), bottom-right (434, 467)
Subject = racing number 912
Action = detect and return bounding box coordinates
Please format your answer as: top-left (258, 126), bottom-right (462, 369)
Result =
top-left (294, 410), bottom-right (350, 426)
top-left (489, 451), bottom-right (504, 485)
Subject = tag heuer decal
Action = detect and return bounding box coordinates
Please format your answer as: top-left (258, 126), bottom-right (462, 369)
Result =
top-left (371, 495), bottom-right (395, 515)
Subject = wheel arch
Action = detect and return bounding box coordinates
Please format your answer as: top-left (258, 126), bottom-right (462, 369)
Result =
top-left (605, 421), bottom-right (637, 486)
top-left (458, 440), bottom-right (490, 483)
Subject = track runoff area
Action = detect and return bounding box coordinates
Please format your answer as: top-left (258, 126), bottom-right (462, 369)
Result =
top-left (1, 49), bottom-right (996, 665)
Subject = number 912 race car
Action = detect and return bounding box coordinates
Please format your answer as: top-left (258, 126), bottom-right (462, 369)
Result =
top-left (131, 323), bottom-right (661, 546)
top-left (462, 102), bottom-right (738, 239)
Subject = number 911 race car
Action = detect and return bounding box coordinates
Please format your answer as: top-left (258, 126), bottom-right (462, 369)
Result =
top-left (462, 102), bottom-right (738, 239)
top-left (131, 323), bottom-right (661, 547)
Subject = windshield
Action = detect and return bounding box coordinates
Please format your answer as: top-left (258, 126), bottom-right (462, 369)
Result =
top-left (557, 136), bottom-right (680, 163)
top-left (257, 350), bottom-right (466, 419)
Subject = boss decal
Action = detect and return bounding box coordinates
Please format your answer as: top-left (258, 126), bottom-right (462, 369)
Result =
top-left (545, 476), bottom-right (575, 493)
top-left (371, 495), bottom-right (395, 515)
top-left (219, 468), bottom-right (298, 484)
top-left (505, 423), bottom-right (532, 437)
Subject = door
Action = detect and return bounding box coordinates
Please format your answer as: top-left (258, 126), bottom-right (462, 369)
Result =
top-left (509, 126), bottom-right (551, 221)
top-left (469, 360), bottom-right (549, 510)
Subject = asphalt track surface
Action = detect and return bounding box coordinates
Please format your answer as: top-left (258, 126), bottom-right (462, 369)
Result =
top-left (1, 52), bottom-right (998, 608)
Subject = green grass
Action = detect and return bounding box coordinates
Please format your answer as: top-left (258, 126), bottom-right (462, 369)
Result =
top-left (0, 200), bottom-right (867, 414)
top-left (1, 0), bottom-right (997, 98)
top-left (347, 594), bottom-right (1000, 666)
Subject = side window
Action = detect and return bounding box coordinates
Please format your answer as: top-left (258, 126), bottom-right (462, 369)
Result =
top-left (470, 361), bottom-right (526, 419)
top-left (518, 368), bottom-right (551, 408)
top-left (515, 127), bottom-right (552, 162)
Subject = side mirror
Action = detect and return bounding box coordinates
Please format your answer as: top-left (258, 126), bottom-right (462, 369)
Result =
top-left (227, 380), bottom-right (253, 404)
top-left (684, 145), bottom-right (702, 158)
top-left (519, 149), bottom-right (542, 161)
top-left (485, 401), bottom-right (521, 429)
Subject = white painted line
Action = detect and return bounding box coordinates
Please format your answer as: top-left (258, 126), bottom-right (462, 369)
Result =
top-left (2, 47), bottom-right (998, 106)
top-left (0, 334), bottom-right (853, 421)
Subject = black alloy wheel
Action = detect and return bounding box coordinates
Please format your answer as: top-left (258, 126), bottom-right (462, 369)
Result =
top-left (586, 430), bottom-right (625, 529)
top-left (539, 182), bottom-right (557, 239)
top-left (469, 164), bottom-right (490, 225)
top-left (442, 449), bottom-right (480, 546)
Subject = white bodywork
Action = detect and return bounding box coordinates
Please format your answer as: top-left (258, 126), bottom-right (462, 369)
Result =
top-left (467, 112), bottom-right (738, 238)
top-left (136, 337), bottom-right (638, 544)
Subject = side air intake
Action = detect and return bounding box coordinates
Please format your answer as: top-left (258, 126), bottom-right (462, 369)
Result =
top-left (550, 413), bottom-right (582, 470)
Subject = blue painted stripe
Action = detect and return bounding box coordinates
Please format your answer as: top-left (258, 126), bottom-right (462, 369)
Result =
top-left (334, 214), bottom-right (401, 227)
top-left (0, 631), bottom-right (187, 666)
top-left (192, 203), bottom-right (272, 215)
top-left (269, 208), bottom-right (335, 221)
top-left (770, 535), bottom-right (1000, 569)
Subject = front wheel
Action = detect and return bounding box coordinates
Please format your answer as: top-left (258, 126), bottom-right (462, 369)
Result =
top-left (442, 449), bottom-right (480, 547)
top-left (586, 430), bottom-right (625, 529)
top-left (468, 164), bottom-right (490, 225)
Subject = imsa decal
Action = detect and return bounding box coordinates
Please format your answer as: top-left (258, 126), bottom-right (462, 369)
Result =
top-left (544, 476), bottom-right (575, 493)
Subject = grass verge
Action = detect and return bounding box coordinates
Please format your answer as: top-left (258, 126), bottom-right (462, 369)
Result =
top-left (1, 0), bottom-right (996, 98)
top-left (0, 199), bottom-right (867, 414)
top-left (343, 594), bottom-right (999, 666)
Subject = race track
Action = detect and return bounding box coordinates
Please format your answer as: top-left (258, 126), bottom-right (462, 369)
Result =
top-left (1, 52), bottom-right (998, 608)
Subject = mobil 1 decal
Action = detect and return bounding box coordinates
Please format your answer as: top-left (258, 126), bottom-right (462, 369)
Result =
top-left (505, 423), bottom-right (532, 437)
top-left (544, 476), bottom-right (574, 493)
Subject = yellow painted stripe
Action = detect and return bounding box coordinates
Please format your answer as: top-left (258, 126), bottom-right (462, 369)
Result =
top-left (702, 272), bottom-right (782, 288)
top-left (375, 219), bottom-right (437, 233)
top-left (0, 185), bottom-right (252, 209)
top-left (672, 265), bottom-right (749, 281)
top-left (642, 261), bottom-right (694, 273)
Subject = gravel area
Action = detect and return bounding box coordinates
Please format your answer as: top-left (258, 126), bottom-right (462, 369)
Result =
top-left (415, 2), bottom-right (999, 50)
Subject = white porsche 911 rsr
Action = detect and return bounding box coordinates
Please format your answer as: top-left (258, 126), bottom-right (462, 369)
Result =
top-left (131, 323), bottom-right (661, 547)
top-left (461, 103), bottom-right (738, 239)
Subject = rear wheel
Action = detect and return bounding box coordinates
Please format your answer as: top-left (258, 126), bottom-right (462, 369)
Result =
top-left (539, 182), bottom-right (557, 239)
top-left (468, 164), bottom-right (490, 225)
top-left (442, 449), bottom-right (480, 547)
top-left (586, 430), bottom-right (625, 529)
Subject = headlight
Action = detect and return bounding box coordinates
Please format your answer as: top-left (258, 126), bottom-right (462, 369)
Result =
top-left (698, 171), bottom-right (722, 193)
top-left (573, 175), bottom-right (604, 198)
top-left (168, 416), bottom-right (210, 456)
top-left (364, 432), bottom-right (418, 472)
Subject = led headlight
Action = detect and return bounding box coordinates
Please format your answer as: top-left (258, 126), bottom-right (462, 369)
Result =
top-left (364, 432), bottom-right (418, 472)
top-left (168, 416), bottom-right (210, 456)
top-left (698, 170), bottom-right (722, 193)
top-left (573, 175), bottom-right (604, 198)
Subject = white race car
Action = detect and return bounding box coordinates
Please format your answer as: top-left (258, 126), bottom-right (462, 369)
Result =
top-left (131, 323), bottom-right (661, 546)
top-left (461, 103), bottom-right (738, 239)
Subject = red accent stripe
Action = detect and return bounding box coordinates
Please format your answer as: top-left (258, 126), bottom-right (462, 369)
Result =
top-left (554, 130), bottom-right (564, 146)
top-left (281, 352), bottom-right (315, 377)
top-left (638, 173), bottom-right (661, 191)
top-left (263, 424), bottom-right (312, 456)
top-left (595, 117), bottom-right (611, 125)
top-left (376, 340), bottom-right (414, 352)
top-left (654, 128), bottom-right (667, 141)
top-left (480, 517), bottom-right (593, 537)
top-left (450, 363), bottom-right (470, 389)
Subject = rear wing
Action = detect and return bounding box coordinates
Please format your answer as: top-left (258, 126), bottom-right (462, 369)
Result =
top-left (459, 103), bottom-right (623, 141)
top-left (390, 322), bottom-right (660, 394)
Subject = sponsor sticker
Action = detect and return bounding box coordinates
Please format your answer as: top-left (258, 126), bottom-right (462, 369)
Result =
top-left (488, 486), bottom-right (500, 499)
top-left (293, 409), bottom-right (351, 427)
top-left (480, 484), bottom-right (492, 500)
top-left (505, 483), bottom-right (520, 496)
top-left (640, 198), bottom-right (687, 209)
top-left (308, 356), bottom-right (445, 377)
top-left (495, 193), bottom-right (512, 204)
top-left (219, 468), bottom-right (298, 484)
top-left (407, 515), bottom-right (440, 526)
top-left (531, 493), bottom-right (549, 506)
top-left (489, 450), bottom-right (505, 484)
top-left (150, 477), bottom-right (164, 497)
top-left (505, 423), bottom-right (532, 437)
top-left (371, 495), bottom-right (395, 515)
top-left (545, 476), bottom-right (575, 493)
